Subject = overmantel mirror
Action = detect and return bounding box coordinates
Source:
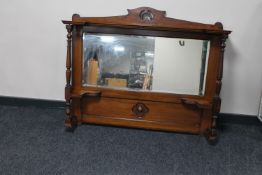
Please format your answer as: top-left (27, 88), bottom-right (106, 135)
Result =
top-left (62, 7), bottom-right (231, 144)
top-left (82, 34), bottom-right (210, 96)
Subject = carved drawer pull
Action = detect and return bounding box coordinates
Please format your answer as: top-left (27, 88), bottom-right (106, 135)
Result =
top-left (132, 103), bottom-right (149, 118)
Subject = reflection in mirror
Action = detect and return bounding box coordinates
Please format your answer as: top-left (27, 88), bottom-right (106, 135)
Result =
top-left (82, 33), bottom-right (210, 96)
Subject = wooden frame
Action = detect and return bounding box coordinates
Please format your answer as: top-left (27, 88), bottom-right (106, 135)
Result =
top-left (62, 7), bottom-right (231, 144)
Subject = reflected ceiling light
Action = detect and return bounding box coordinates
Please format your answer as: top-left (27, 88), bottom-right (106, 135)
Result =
top-left (114, 46), bottom-right (125, 52)
top-left (145, 52), bottom-right (154, 57)
top-left (146, 36), bottom-right (155, 40)
top-left (100, 36), bottom-right (115, 42)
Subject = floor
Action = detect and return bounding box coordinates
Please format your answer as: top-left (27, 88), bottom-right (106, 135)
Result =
top-left (0, 105), bottom-right (262, 175)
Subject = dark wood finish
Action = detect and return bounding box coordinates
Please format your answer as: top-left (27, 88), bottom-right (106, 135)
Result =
top-left (205, 27), bottom-right (229, 144)
top-left (62, 7), bottom-right (231, 143)
top-left (62, 7), bottom-right (230, 35)
top-left (81, 97), bottom-right (201, 133)
top-left (64, 24), bottom-right (77, 131)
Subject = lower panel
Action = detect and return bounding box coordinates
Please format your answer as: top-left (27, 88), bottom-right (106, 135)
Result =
top-left (82, 115), bottom-right (200, 134)
top-left (80, 97), bottom-right (202, 134)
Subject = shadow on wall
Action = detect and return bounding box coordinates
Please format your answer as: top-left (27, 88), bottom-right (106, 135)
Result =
top-left (224, 38), bottom-right (238, 82)
top-left (221, 37), bottom-right (238, 108)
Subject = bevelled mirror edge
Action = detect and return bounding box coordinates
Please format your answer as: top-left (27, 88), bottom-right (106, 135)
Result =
top-left (81, 32), bottom-right (211, 96)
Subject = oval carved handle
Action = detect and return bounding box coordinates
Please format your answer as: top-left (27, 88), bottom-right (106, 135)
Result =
top-left (132, 103), bottom-right (149, 119)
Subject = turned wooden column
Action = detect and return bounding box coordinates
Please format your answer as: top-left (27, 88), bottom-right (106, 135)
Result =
top-left (64, 24), bottom-right (77, 131)
top-left (207, 23), bottom-right (229, 144)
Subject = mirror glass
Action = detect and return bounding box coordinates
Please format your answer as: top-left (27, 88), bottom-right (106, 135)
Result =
top-left (82, 33), bottom-right (210, 96)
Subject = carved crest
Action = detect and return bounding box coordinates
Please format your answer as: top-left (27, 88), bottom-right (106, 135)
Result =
top-left (62, 7), bottom-right (231, 34)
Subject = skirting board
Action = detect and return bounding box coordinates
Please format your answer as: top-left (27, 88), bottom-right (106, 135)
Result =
top-left (0, 96), bottom-right (65, 108)
top-left (0, 96), bottom-right (261, 126)
top-left (218, 113), bottom-right (261, 126)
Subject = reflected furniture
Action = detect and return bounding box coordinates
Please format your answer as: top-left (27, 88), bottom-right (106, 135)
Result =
top-left (62, 7), bottom-right (231, 143)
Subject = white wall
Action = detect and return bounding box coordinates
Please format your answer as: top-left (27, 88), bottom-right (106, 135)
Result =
top-left (0, 0), bottom-right (262, 115)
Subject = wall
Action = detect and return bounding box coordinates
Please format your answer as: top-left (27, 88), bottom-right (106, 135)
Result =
top-left (0, 0), bottom-right (261, 115)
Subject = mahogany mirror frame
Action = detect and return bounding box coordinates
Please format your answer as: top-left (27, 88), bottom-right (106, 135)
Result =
top-left (62, 7), bottom-right (231, 144)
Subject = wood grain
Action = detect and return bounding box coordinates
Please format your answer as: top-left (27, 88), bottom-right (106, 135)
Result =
top-left (62, 7), bottom-right (231, 140)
